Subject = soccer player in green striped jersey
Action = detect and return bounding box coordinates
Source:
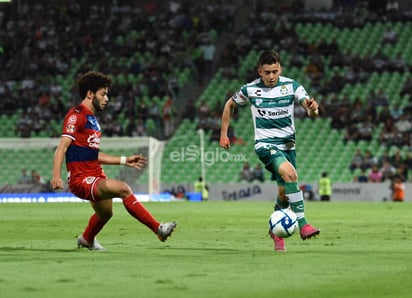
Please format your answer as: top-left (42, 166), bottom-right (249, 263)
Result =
top-left (219, 50), bottom-right (320, 251)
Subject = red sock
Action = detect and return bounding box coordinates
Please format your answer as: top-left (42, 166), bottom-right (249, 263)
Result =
top-left (82, 213), bottom-right (109, 242)
top-left (123, 194), bottom-right (160, 233)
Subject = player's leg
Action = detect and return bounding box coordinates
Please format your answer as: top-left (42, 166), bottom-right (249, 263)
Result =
top-left (77, 199), bottom-right (113, 250)
top-left (277, 161), bottom-right (320, 240)
top-left (95, 179), bottom-right (176, 241)
top-left (255, 147), bottom-right (288, 251)
top-left (275, 185), bottom-right (289, 210)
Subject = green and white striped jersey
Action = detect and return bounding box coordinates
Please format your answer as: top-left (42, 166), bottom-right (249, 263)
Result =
top-left (232, 76), bottom-right (309, 151)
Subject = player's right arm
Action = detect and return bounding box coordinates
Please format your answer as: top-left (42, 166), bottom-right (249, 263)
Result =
top-left (50, 136), bottom-right (72, 190)
top-left (220, 98), bottom-right (237, 150)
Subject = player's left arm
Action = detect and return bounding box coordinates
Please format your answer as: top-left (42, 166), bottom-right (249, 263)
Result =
top-left (301, 98), bottom-right (319, 118)
top-left (98, 152), bottom-right (148, 170)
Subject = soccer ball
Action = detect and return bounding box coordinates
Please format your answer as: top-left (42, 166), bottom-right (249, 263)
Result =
top-left (269, 209), bottom-right (298, 238)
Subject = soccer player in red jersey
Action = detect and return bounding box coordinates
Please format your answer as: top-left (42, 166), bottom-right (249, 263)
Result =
top-left (50, 71), bottom-right (176, 250)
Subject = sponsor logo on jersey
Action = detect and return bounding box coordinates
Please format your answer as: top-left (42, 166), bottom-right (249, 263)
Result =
top-left (87, 132), bottom-right (101, 149)
top-left (257, 109), bottom-right (289, 117)
top-left (84, 176), bottom-right (96, 184)
top-left (66, 124), bottom-right (75, 133)
top-left (68, 115), bottom-right (77, 124)
top-left (87, 116), bottom-right (101, 131)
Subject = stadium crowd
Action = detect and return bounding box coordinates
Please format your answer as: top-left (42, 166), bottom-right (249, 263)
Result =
top-left (1, 0), bottom-right (412, 187)
top-left (0, 0), bottom-right (235, 139)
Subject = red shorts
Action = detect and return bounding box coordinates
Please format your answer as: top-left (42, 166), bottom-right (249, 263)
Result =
top-left (69, 173), bottom-right (107, 201)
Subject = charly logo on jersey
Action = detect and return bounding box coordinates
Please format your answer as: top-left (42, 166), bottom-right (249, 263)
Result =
top-left (254, 89), bottom-right (262, 97)
top-left (87, 132), bottom-right (100, 149)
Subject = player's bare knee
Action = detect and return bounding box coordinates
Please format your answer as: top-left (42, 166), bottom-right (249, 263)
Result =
top-left (118, 182), bottom-right (133, 198)
top-left (282, 172), bottom-right (298, 182)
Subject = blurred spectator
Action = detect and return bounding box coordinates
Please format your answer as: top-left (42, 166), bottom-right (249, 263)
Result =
top-left (357, 117), bottom-right (374, 142)
top-left (162, 97), bottom-right (175, 138)
top-left (395, 164), bottom-right (408, 182)
top-left (239, 162), bottom-right (253, 182)
top-left (200, 39), bottom-right (216, 77)
top-left (378, 149), bottom-right (392, 167)
top-left (31, 169), bottom-right (45, 185)
top-left (379, 119), bottom-right (400, 148)
top-left (148, 101), bottom-right (161, 126)
top-left (363, 149), bottom-right (378, 170)
top-left (344, 123), bottom-right (360, 144)
top-left (394, 114), bottom-right (412, 133)
top-left (404, 152), bottom-right (412, 170)
top-left (400, 76), bottom-right (412, 97)
top-left (196, 100), bottom-right (210, 130)
top-left (387, 53), bottom-right (408, 72)
top-left (390, 175), bottom-right (405, 202)
top-left (349, 149), bottom-right (364, 172)
top-left (252, 163), bottom-right (265, 183)
top-left (364, 102), bottom-right (377, 123)
top-left (15, 111), bottom-right (32, 138)
top-left (318, 172), bottom-right (332, 201)
top-left (368, 164), bottom-right (383, 182)
top-left (193, 177), bottom-right (209, 201)
top-left (374, 88), bottom-right (389, 107)
top-left (181, 100), bottom-right (196, 121)
top-left (136, 102), bottom-right (149, 127)
top-left (391, 103), bottom-right (404, 121)
top-left (386, 0), bottom-right (400, 16)
top-left (353, 169), bottom-right (368, 183)
top-left (381, 26), bottom-right (398, 45)
top-left (391, 150), bottom-right (404, 169)
top-left (348, 99), bottom-right (365, 123)
top-left (381, 160), bottom-right (396, 182)
top-left (18, 168), bottom-right (31, 184)
top-left (134, 119), bottom-right (146, 137)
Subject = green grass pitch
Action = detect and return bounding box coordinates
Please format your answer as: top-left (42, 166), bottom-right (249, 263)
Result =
top-left (1, 201), bottom-right (412, 298)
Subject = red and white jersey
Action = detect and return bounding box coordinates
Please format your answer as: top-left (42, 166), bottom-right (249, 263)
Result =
top-left (61, 104), bottom-right (103, 181)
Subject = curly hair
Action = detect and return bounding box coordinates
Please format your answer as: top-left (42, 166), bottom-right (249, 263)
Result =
top-left (77, 71), bottom-right (112, 99)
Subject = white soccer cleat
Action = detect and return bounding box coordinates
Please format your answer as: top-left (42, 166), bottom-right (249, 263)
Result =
top-left (157, 222), bottom-right (177, 242)
top-left (77, 235), bottom-right (105, 251)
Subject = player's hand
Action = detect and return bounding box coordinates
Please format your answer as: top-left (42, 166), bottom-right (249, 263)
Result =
top-left (50, 177), bottom-right (64, 190)
top-left (305, 98), bottom-right (319, 117)
top-left (126, 154), bottom-right (148, 170)
top-left (220, 136), bottom-right (230, 150)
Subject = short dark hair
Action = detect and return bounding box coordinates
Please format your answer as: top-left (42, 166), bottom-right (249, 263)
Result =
top-left (77, 71), bottom-right (112, 99)
top-left (258, 50), bottom-right (281, 66)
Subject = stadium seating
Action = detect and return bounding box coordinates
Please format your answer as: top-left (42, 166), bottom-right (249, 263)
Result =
top-left (1, 19), bottom-right (411, 187)
top-left (160, 20), bottom-right (412, 184)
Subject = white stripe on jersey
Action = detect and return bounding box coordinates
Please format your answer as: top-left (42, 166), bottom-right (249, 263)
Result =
top-left (232, 76), bottom-right (309, 150)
